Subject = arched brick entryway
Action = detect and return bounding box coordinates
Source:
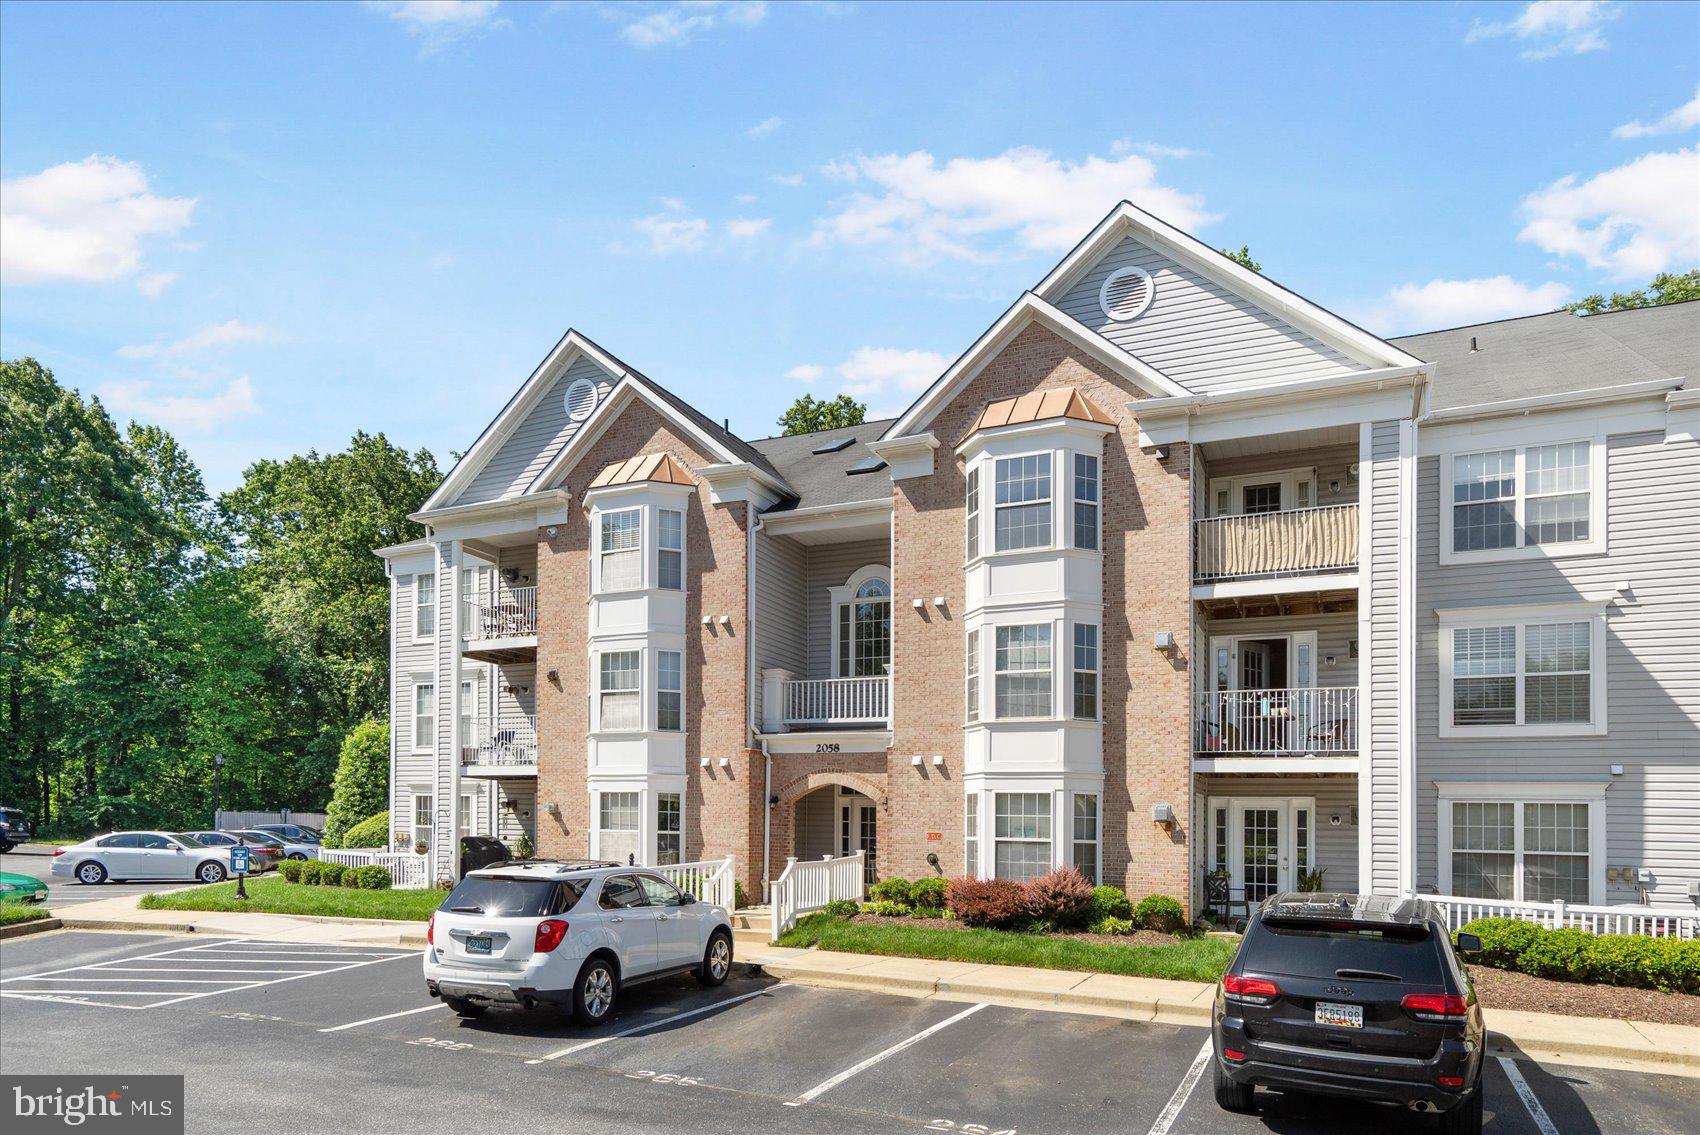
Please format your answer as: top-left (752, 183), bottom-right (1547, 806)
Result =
top-left (768, 761), bottom-right (888, 883)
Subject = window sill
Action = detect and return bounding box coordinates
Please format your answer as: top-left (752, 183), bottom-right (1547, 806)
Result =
top-left (965, 545), bottom-right (1102, 571)
top-left (1438, 541), bottom-right (1605, 567)
top-left (1439, 722), bottom-right (1605, 739)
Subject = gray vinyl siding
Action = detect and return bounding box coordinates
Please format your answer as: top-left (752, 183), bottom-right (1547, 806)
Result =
top-left (753, 532), bottom-right (808, 727)
top-left (804, 539), bottom-right (891, 679)
top-left (433, 541), bottom-right (458, 879)
top-left (496, 663), bottom-right (536, 733)
top-left (1201, 612), bottom-right (1359, 691)
top-left (1412, 431), bottom-right (1700, 906)
top-left (795, 788), bottom-right (838, 860)
top-left (1199, 776), bottom-right (1361, 893)
top-left (1054, 235), bottom-right (1365, 396)
top-left (495, 780), bottom-right (536, 846)
top-left (1201, 444), bottom-right (1360, 510)
top-left (454, 356), bottom-right (615, 505)
top-left (392, 570), bottom-right (438, 843)
top-left (1363, 421), bottom-right (1405, 894)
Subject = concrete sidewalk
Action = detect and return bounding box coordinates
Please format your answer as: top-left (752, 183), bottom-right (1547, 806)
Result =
top-left (50, 891), bottom-right (429, 948)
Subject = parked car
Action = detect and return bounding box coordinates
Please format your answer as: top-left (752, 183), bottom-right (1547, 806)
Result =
top-left (460, 835), bottom-right (512, 874)
top-left (234, 828), bottom-right (317, 861)
top-left (182, 831), bottom-right (282, 872)
top-left (0, 807), bottom-right (32, 853)
top-left (424, 861), bottom-right (733, 1024)
top-left (0, 871), bottom-right (49, 903)
top-left (251, 823), bottom-right (322, 846)
top-left (51, 832), bottom-right (240, 885)
top-left (1212, 893), bottom-right (1485, 1134)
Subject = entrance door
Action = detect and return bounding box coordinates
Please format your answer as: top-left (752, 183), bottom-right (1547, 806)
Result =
top-left (839, 796), bottom-right (877, 884)
top-left (1206, 633), bottom-right (1317, 754)
top-left (1222, 798), bottom-right (1316, 902)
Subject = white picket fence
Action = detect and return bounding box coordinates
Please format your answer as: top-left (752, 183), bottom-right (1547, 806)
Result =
top-left (655, 856), bottom-right (737, 912)
top-left (770, 851), bottom-right (867, 941)
top-left (1422, 893), bottom-right (1698, 939)
top-left (319, 849), bottom-right (432, 889)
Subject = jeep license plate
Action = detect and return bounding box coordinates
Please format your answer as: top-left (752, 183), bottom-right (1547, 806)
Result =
top-left (1315, 1001), bottom-right (1362, 1029)
top-left (465, 935), bottom-right (492, 955)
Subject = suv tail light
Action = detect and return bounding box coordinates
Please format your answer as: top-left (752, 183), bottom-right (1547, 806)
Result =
top-left (1402, 993), bottom-right (1469, 1021)
top-left (1222, 973), bottom-right (1280, 1005)
top-left (535, 919), bottom-right (569, 953)
top-left (426, 914), bottom-right (434, 946)
top-left (53, 848), bottom-right (64, 857)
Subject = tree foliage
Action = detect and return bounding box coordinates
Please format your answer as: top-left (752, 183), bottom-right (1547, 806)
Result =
top-left (1218, 245), bottom-right (1261, 274)
top-left (777, 393), bottom-right (867, 435)
top-left (1564, 270), bottom-right (1700, 315)
top-left (323, 720), bottom-right (390, 846)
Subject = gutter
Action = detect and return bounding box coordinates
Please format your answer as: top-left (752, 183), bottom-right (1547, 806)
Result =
top-left (407, 488), bottom-right (572, 528)
top-left (1419, 376), bottom-right (1685, 425)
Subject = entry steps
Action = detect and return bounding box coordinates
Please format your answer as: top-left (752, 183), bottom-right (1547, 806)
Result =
top-left (730, 905), bottom-right (772, 950)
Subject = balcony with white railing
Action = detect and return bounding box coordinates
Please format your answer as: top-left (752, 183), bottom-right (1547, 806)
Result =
top-left (461, 584), bottom-right (537, 663)
top-left (461, 714), bottom-right (538, 774)
top-left (1193, 504), bottom-right (1359, 583)
top-left (1195, 687), bottom-right (1357, 761)
top-left (779, 676), bottom-right (890, 729)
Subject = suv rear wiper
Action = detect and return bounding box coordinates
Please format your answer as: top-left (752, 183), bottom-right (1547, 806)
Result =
top-left (447, 905), bottom-right (484, 913)
top-left (1335, 968), bottom-right (1402, 981)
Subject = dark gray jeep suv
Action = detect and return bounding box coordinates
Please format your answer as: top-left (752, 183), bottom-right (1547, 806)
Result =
top-left (1212, 893), bottom-right (1485, 1134)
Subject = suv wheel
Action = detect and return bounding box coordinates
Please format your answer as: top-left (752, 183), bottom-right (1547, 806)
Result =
top-left (572, 957), bottom-right (617, 1025)
top-left (1212, 1058), bottom-right (1254, 1112)
top-left (198, 861), bottom-right (227, 884)
top-left (76, 861), bottom-right (108, 885)
top-left (443, 996), bottom-right (486, 1019)
top-left (1437, 1085), bottom-right (1483, 1135)
top-left (697, 931), bottom-right (732, 987)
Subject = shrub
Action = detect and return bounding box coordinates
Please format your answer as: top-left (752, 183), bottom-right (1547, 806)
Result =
top-left (822, 899), bottom-right (859, 918)
top-left (1089, 885), bottom-right (1133, 923)
top-left (353, 865), bottom-right (393, 890)
top-left (946, 877), bottom-right (1028, 929)
top-left (1134, 895), bottom-right (1187, 934)
top-left (869, 878), bottom-right (914, 906)
top-left (313, 861), bottom-right (348, 888)
top-left (1515, 927), bottom-right (1596, 981)
top-left (322, 720), bottom-right (390, 848)
top-left (1023, 868), bottom-right (1095, 929)
top-left (341, 866), bottom-right (361, 888)
top-left (910, 907), bottom-right (946, 920)
top-left (1090, 916), bottom-right (1136, 936)
top-left (1460, 918), bottom-right (1544, 968)
top-left (1458, 918), bottom-right (1700, 994)
top-left (277, 860), bottom-right (305, 883)
top-left (862, 900), bottom-right (910, 917)
top-left (734, 880), bottom-right (749, 909)
top-left (514, 832), bottom-right (534, 860)
top-left (909, 877), bottom-right (949, 911)
top-left (338, 811), bottom-right (389, 851)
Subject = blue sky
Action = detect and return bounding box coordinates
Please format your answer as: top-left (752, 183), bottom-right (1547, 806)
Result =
top-left (3, 0), bottom-right (1696, 492)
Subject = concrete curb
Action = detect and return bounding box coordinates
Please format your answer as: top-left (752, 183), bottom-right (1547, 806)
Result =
top-left (54, 905), bottom-right (429, 948)
top-left (0, 917), bottom-right (62, 940)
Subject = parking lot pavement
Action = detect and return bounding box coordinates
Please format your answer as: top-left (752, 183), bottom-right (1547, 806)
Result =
top-left (4, 931), bottom-right (1696, 1134)
top-left (0, 845), bottom-right (208, 906)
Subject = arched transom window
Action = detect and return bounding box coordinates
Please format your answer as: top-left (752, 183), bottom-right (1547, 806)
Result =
top-left (836, 569), bottom-right (891, 678)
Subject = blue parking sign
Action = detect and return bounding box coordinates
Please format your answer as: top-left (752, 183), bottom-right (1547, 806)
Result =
top-left (231, 846), bottom-right (250, 874)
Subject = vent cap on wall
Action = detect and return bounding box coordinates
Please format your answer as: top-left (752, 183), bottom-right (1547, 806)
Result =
top-left (564, 377), bottom-right (600, 422)
top-left (1099, 265), bottom-right (1155, 321)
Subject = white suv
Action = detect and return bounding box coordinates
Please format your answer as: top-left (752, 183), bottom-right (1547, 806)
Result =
top-left (423, 861), bottom-right (734, 1024)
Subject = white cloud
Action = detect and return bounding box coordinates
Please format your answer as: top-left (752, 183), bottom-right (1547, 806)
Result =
top-left (794, 346), bottom-right (950, 414)
top-left (1110, 139), bottom-right (1203, 160)
top-left (613, 1), bottom-right (768, 48)
top-left (1518, 148), bottom-right (1700, 279)
top-left (99, 375), bottom-right (258, 432)
top-left (137, 272), bottom-right (177, 297)
top-left (810, 145), bottom-right (1214, 267)
top-left (770, 173), bottom-right (805, 187)
top-left (118, 319), bottom-right (280, 360)
top-left (734, 193), bottom-right (758, 204)
top-left (747, 115), bottom-right (784, 139)
top-left (635, 208), bottom-right (710, 253)
top-left (1372, 276), bottom-right (1571, 334)
top-left (0, 155), bottom-right (194, 288)
top-left (365, 1), bottom-right (506, 50)
top-left (1466, 1), bottom-right (1618, 60)
top-left (726, 217), bottom-right (772, 239)
top-left (1614, 89), bottom-right (1700, 139)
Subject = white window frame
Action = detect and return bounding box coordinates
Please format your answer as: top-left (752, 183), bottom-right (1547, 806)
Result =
top-left (413, 573), bottom-right (436, 642)
top-left (656, 791), bottom-right (682, 865)
top-left (991, 451), bottom-right (1053, 553)
top-left (1440, 436), bottom-right (1605, 565)
top-left (1438, 602), bottom-right (1608, 737)
top-left (594, 790), bottom-right (641, 865)
top-left (657, 508), bottom-right (685, 591)
top-left (828, 566), bottom-right (892, 680)
top-left (965, 465), bottom-right (980, 562)
top-left (597, 507), bottom-right (644, 594)
top-left (1071, 792), bottom-right (1099, 884)
top-left (1072, 623), bottom-right (1099, 721)
top-left (657, 649), bottom-right (683, 733)
top-left (992, 791), bottom-right (1052, 882)
top-left (965, 629), bottom-right (980, 724)
top-left (1072, 453), bottom-right (1100, 551)
top-left (964, 792), bottom-right (980, 878)
top-left (411, 679), bottom-right (435, 753)
top-left (597, 649), bottom-right (642, 733)
top-left (993, 622), bottom-right (1053, 721)
top-left (1435, 780), bottom-right (1606, 905)
top-left (459, 678), bottom-right (476, 753)
top-left (410, 790), bottom-right (433, 851)
top-left (1207, 467), bottom-right (1315, 518)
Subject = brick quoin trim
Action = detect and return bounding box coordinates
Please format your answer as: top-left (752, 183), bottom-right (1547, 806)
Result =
top-left (891, 321), bottom-right (1194, 906)
top-left (533, 397), bottom-right (763, 897)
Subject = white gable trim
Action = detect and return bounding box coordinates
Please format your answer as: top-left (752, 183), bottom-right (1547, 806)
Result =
top-left (880, 292), bottom-right (1188, 442)
top-left (420, 330), bottom-right (629, 514)
top-left (1034, 202), bottom-right (1423, 372)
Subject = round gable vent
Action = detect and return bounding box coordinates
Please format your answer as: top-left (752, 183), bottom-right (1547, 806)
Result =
top-left (1099, 265), bottom-right (1155, 322)
top-left (564, 377), bottom-right (599, 422)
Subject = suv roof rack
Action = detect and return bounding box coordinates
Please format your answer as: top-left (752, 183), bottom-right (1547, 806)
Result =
top-left (494, 858), bottom-right (625, 871)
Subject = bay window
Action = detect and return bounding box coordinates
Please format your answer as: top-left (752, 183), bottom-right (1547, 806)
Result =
top-left (966, 467), bottom-right (980, 560)
top-left (1445, 439), bottom-right (1601, 561)
top-left (965, 630), bottom-right (980, 723)
top-left (965, 793), bottom-right (979, 876)
top-left (994, 624), bottom-right (1051, 718)
top-left (1072, 623), bottom-right (1098, 720)
top-left (1442, 606), bottom-right (1604, 735)
top-left (658, 509), bottom-right (684, 590)
top-left (1072, 793), bottom-right (1098, 883)
top-left (1072, 454), bottom-right (1099, 550)
top-left (657, 650), bottom-right (682, 731)
top-left (599, 509), bottom-right (642, 591)
top-left (993, 792), bottom-right (1050, 881)
top-left (597, 792), bottom-right (640, 865)
top-left (656, 793), bottom-right (682, 865)
top-left (599, 651), bottom-right (641, 732)
top-left (993, 454), bottom-right (1051, 552)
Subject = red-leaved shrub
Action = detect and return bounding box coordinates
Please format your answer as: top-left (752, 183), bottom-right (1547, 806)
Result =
top-left (946, 877), bottom-right (1028, 929)
top-left (1023, 867), bottom-right (1094, 928)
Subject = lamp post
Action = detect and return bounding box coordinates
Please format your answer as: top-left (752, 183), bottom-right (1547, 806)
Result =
top-left (212, 753), bottom-right (225, 828)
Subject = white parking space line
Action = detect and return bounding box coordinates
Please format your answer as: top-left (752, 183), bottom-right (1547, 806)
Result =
top-left (525, 984), bottom-right (788, 1064)
top-left (20, 977), bottom-right (255, 984)
top-left (319, 1003), bottom-right (449, 1033)
top-left (1145, 1039), bottom-right (1214, 1135)
top-left (1498, 1056), bottom-right (1560, 1135)
top-left (96, 967), bottom-right (317, 975)
top-left (0, 939), bottom-right (242, 983)
top-left (783, 1002), bottom-right (988, 1107)
top-left (0, 993), bottom-right (159, 1008)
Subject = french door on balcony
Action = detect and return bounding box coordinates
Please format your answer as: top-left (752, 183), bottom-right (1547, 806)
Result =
top-left (1209, 797), bottom-right (1317, 901)
top-left (1204, 632), bottom-right (1317, 752)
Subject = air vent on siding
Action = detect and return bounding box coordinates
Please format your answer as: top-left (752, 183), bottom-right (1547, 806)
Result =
top-left (564, 377), bottom-right (599, 422)
top-left (1099, 265), bottom-right (1155, 322)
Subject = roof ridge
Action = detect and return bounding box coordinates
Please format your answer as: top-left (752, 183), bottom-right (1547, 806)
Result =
top-left (1391, 307), bottom-right (1574, 340)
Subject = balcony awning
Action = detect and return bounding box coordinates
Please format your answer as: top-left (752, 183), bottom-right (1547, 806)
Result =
top-left (964, 387), bottom-right (1114, 440)
top-left (588, 452), bottom-right (697, 489)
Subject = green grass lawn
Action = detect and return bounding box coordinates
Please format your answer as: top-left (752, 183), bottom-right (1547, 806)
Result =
top-left (0, 902), bottom-right (53, 926)
top-left (779, 914), bottom-right (1237, 983)
top-left (139, 876), bottom-right (442, 921)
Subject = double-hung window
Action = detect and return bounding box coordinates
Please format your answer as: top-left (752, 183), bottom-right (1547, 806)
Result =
top-left (412, 682), bottom-right (434, 751)
top-left (597, 792), bottom-right (640, 865)
top-left (658, 509), bottom-right (684, 590)
top-left (657, 650), bottom-right (682, 732)
top-left (1447, 440), bottom-right (1598, 560)
top-left (994, 624), bottom-right (1051, 719)
top-left (1443, 609), bottom-right (1603, 735)
top-left (965, 794), bottom-right (979, 877)
top-left (994, 454), bottom-right (1051, 552)
top-left (1072, 624), bottom-right (1098, 720)
top-left (966, 467), bottom-right (980, 560)
top-left (964, 630), bottom-right (980, 724)
top-left (1446, 798), bottom-right (1594, 904)
top-left (414, 573), bottom-right (436, 639)
top-left (599, 651), bottom-right (641, 732)
top-left (411, 793), bottom-right (433, 852)
top-left (1072, 794), bottom-right (1098, 883)
top-left (1072, 454), bottom-right (1099, 550)
top-left (656, 793), bottom-right (682, 865)
top-left (993, 793), bottom-right (1051, 882)
top-left (599, 509), bottom-right (642, 591)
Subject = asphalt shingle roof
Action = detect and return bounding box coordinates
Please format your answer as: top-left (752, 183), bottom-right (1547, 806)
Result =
top-left (748, 419), bottom-right (897, 511)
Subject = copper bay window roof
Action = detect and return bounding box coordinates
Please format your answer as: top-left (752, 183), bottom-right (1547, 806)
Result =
top-left (964, 388), bottom-right (1115, 439)
top-left (587, 452), bottom-right (698, 489)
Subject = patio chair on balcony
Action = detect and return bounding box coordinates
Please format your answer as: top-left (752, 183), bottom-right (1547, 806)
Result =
top-left (1206, 870), bottom-right (1253, 930)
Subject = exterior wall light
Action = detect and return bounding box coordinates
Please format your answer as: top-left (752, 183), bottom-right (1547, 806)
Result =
top-left (1153, 631), bottom-right (1175, 651)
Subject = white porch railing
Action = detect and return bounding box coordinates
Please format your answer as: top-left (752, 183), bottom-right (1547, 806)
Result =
top-left (655, 856), bottom-right (737, 912)
top-left (770, 851), bottom-right (867, 941)
top-left (1422, 894), bottom-right (1698, 939)
top-left (1193, 504), bottom-right (1359, 581)
top-left (319, 848), bottom-right (431, 890)
top-left (462, 584), bottom-right (537, 640)
top-left (783, 677), bottom-right (890, 726)
top-left (1196, 687), bottom-right (1357, 754)
top-left (462, 714), bottom-right (537, 768)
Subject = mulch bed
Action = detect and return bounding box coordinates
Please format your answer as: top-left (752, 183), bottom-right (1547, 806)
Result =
top-left (849, 912), bottom-right (1189, 948)
top-left (1467, 965), bottom-right (1700, 1026)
